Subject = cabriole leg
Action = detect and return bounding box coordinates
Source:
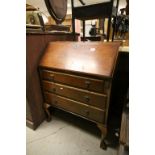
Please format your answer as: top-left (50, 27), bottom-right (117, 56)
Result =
top-left (44, 103), bottom-right (52, 122)
top-left (97, 123), bottom-right (107, 150)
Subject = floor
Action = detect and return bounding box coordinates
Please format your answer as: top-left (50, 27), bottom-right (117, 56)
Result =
top-left (26, 109), bottom-right (119, 155)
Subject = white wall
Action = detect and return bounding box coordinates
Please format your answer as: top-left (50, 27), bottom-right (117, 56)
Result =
top-left (26, 0), bottom-right (49, 16)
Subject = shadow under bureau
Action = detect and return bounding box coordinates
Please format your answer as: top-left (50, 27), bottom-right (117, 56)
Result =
top-left (39, 42), bottom-right (120, 149)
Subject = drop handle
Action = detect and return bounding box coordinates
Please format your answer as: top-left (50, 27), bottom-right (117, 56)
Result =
top-left (84, 95), bottom-right (90, 102)
top-left (60, 87), bottom-right (64, 90)
top-left (49, 74), bottom-right (54, 79)
top-left (85, 80), bottom-right (91, 88)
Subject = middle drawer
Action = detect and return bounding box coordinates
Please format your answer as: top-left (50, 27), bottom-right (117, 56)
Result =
top-left (42, 80), bottom-right (107, 110)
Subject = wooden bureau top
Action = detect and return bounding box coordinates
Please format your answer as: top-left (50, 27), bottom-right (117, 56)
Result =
top-left (39, 42), bottom-right (120, 78)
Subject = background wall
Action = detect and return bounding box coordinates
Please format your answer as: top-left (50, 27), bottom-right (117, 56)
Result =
top-left (26, 0), bottom-right (127, 16)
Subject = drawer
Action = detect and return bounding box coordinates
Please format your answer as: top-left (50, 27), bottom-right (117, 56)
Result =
top-left (44, 92), bottom-right (105, 123)
top-left (42, 81), bottom-right (107, 110)
top-left (40, 70), bottom-right (105, 93)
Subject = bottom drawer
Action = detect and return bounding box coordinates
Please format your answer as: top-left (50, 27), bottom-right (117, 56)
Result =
top-left (44, 92), bottom-right (105, 123)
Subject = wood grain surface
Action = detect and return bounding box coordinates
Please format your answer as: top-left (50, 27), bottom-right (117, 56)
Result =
top-left (39, 42), bottom-right (120, 78)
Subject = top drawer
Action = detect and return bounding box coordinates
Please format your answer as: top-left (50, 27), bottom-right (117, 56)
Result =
top-left (40, 70), bottom-right (105, 93)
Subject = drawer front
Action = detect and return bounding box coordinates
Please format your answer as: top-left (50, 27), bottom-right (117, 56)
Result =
top-left (40, 70), bottom-right (105, 93)
top-left (44, 92), bottom-right (105, 123)
top-left (42, 81), bottom-right (107, 109)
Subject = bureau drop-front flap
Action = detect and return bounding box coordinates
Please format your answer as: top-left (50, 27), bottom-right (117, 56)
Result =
top-left (39, 42), bottom-right (120, 78)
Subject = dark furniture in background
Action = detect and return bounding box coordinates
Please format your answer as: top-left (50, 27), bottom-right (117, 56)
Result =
top-left (26, 0), bottom-right (80, 130)
top-left (81, 36), bottom-right (102, 41)
top-left (44, 0), bottom-right (67, 24)
top-left (109, 51), bottom-right (129, 120)
top-left (118, 90), bottom-right (129, 155)
top-left (39, 42), bottom-right (120, 149)
top-left (44, 25), bottom-right (70, 32)
top-left (26, 32), bottom-right (79, 129)
top-left (71, 0), bottom-right (120, 41)
top-left (43, 0), bottom-right (70, 32)
top-left (26, 2), bottom-right (70, 32)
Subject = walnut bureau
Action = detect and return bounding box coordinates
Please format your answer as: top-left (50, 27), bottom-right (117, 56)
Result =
top-left (39, 42), bottom-right (120, 149)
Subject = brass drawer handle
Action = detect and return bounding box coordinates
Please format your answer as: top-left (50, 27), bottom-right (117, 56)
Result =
top-left (49, 74), bottom-right (54, 79)
top-left (84, 95), bottom-right (90, 102)
top-left (60, 87), bottom-right (64, 90)
top-left (85, 80), bottom-right (91, 88)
